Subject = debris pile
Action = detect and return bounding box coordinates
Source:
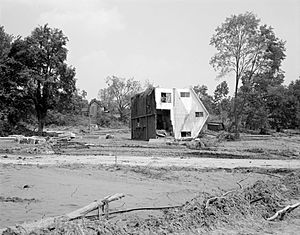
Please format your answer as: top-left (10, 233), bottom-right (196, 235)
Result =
top-left (0, 131), bottom-right (79, 154)
top-left (0, 196), bottom-right (39, 203)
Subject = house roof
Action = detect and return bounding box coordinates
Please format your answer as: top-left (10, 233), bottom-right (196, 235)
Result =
top-left (89, 99), bottom-right (102, 106)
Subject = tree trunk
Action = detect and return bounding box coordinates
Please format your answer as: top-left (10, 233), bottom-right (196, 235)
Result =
top-left (233, 66), bottom-right (240, 139)
top-left (36, 107), bottom-right (47, 135)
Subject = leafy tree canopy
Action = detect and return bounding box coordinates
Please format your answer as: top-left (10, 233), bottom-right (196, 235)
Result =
top-left (7, 24), bottom-right (77, 133)
top-left (210, 12), bottom-right (286, 136)
top-left (99, 76), bottom-right (142, 123)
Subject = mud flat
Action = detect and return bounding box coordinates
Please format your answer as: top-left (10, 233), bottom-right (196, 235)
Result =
top-left (1, 163), bottom-right (299, 234)
top-left (0, 159), bottom-right (291, 229)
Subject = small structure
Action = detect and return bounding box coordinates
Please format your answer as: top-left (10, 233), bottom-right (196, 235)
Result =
top-left (89, 99), bottom-right (103, 119)
top-left (81, 107), bottom-right (89, 117)
top-left (207, 121), bottom-right (225, 131)
top-left (131, 87), bottom-right (209, 140)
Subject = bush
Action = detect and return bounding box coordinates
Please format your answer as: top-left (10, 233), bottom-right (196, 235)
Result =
top-left (45, 110), bottom-right (88, 127)
top-left (96, 112), bottom-right (126, 128)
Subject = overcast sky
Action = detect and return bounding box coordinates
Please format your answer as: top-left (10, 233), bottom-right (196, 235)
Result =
top-left (1, 0), bottom-right (299, 100)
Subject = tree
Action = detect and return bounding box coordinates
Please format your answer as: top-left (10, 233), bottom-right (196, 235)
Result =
top-left (0, 26), bottom-right (13, 116)
top-left (239, 24), bottom-right (286, 132)
top-left (213, 81), bottom-right (231, 124)
top-left (286, 78), bottom-right (300, 129)
top-left (193, 85), bottom-right (214, 114)
top-left (9, 24), bottom-right (76, 133)
top-left (100, 76), bottom-right (142, 123)
top-left (214, 81), bottom-right (229, 103)
top-left (98, 87), bottom-right (115, 113)
top-left (210, 12), bottom-right (285, 136)
top-left (0, 26), bottom-right (14, 131)
top-left (0, 26), bottom-right (33, 130)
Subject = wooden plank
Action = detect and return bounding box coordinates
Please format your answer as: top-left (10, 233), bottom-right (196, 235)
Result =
top-left (66, 193), bottom-right (125, 219)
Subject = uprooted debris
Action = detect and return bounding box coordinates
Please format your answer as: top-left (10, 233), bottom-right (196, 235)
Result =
top-left (1, 171), bottom-right (299, 235)
top-left (7, 135), bottom-right (46, 145)
top-left (0, 131), bottom-right (89, 155)
top-left (0, 196), bottom-right (39, 203)
top-left (51, 141), bottom-right (90, 154)
top-left (105, 134), bottom-right (114, 139)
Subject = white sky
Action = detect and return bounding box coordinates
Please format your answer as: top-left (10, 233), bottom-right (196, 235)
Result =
top-left (1, 0), bottom-right (299, 100)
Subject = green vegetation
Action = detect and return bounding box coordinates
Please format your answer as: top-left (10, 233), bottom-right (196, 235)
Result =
top-left (207, 12), bottom-right (299, 135)
top-left (1, 12), bottom-right (299, 136)
top-left (0, 25), bottom-right (87, 135)
top-left (97, 76), bottom-right (142, 124)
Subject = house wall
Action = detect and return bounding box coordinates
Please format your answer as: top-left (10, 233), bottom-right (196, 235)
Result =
top-left (155, 88), bottom-right (174, 129)
top-left (155, 88), bottom-right (173, 110)
top-left (89, 103), bottom-right (98, 118)
top-left (172, 88), bottom-right (209, 139)
top-left (154, 88), bottom-right (209, 139)
top-left (131, 88), bottom-right (157, 140)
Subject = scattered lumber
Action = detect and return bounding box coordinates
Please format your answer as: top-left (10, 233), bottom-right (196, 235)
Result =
top-left (0, 193), bottom-right (125, 235)
top-left (267, 202), bottom-right (300, 221)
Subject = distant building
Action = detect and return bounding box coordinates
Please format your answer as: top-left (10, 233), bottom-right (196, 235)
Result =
top-left (81, 107), bottom-right (89, 117)
top-left (131, 87), bottom-right (209, 140)
top-left (89, 99), bottom-right (102, 119)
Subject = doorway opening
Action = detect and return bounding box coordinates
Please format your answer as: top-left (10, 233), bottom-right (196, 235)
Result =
top-left (156, 109), bottom-right (173, 135)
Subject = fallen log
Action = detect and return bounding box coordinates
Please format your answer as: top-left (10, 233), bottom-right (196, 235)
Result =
top-left (267, 202), bottom-right (300, 221)
top-left (0, 193), bottom-right (125, 235)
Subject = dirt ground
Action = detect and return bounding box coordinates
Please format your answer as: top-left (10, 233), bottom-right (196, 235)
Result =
top-left (0, 127), bottom-right (300, 234)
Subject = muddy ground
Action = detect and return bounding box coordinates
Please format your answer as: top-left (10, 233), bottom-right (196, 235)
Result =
top-left (0, 127), bottom-right (300, 234)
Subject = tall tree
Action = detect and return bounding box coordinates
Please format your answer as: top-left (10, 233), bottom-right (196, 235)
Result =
top-left (0, 26), bottom-right (13, 127)
top-left (101, 76), bottom-right (142, 122)
top-left (239, 24), bottom-right (286, 132)
top-left (210, 12), bottom-right (284, 136)
top-left (0, 26), bottom-right (32, 128)
top-left (0, 26), bottom-right (13, 113)
top-left (9, 24), bottom-right (76, 133)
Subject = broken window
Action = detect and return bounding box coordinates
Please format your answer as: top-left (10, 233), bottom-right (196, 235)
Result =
top-left (161, 92), bottom-right (171, 103)
top-left (180, 92), bottom-right (190, 97)
top-left (195, 112), bottom-right (204, 117)
top-left (181, 131), bottom-right (191, 137)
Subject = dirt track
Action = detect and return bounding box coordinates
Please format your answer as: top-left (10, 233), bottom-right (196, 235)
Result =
top-left (1, 154), bottom-right (300, 169)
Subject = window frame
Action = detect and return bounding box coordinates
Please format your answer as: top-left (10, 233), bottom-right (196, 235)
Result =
top-left (180, 92), bottom-right (190, 98)
top-left (195, 112), bottom-right (204, 117)
top-left (181, 131), bottom-right (191, 137)
top-left (161, 92), bottom-right (172, 103)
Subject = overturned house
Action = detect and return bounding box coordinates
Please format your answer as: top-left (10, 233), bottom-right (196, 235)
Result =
top-left (131, 87), bottom-right (209, 140)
